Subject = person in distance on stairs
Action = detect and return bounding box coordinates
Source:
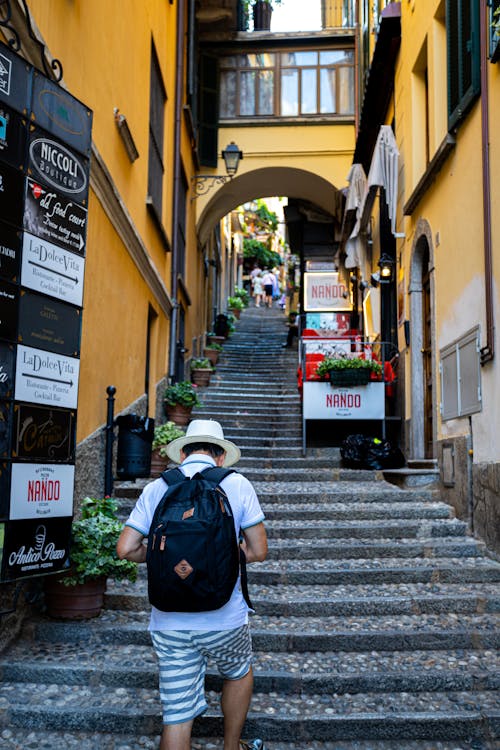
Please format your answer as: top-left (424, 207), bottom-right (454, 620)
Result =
top-left (117, 419), bottom-right (268, 750)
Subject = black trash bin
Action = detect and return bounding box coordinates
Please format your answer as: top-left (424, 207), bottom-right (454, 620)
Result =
top-left (116, 414), bottom-right (155, 480)
top-left (214, 313), bottom-right (229, 338)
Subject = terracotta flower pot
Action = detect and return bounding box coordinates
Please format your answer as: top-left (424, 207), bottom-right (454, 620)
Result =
top-left (164, 403), bottom-right (193, 426)
top-left (150, 447), bottom-right (170, 477)
top-left (206, 335), bottom-right (225, 346)
top-left (191, 369), bottom-right (211, 387)
top-left (44, 577), bottom-right (107, 619)
top-left (230, 308), bottom-right (241, 320)
top-left (204, 348), bottom-right (219, 365)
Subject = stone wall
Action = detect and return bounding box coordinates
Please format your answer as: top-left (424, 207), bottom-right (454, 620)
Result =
top-left (472, 461), bottom-right (500, 558)
top-left (437, 435), bottom-right (500, 558)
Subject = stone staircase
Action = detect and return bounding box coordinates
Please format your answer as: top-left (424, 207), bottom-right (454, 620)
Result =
top-left (0, 305), bottom-right (499, 750)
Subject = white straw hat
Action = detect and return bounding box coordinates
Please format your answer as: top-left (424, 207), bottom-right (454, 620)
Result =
top-left (165, 419), bottom-right (241, 467)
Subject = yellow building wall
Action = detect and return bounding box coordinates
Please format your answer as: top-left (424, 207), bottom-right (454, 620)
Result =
top-left (396, 0), bottom-right (500, 463)
top-left (25, 0), bottom-right (179, 439)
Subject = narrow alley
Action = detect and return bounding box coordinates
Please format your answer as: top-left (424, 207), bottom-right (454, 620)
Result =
top-left (0, 306), bottom-right (499, 750)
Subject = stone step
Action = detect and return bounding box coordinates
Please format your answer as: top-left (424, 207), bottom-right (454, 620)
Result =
top-left (264, 536), bottom-right (486, 559)
top-left (260, 502), bottom-right (452, 519)
top-left (123, 556), bottom-right (500, 587)
top-left (29, 611), bottom-right (500, 653)
top-left (3, 641), bottom-right (498, 695)
top-left (0, 681), bottom-right (498, 741)
top-left (2, 735), bottom-right (498, 750)
top-left (104, 581), bottom-right (500, 616)
top-left (263, 518), bottom-right (468, 539)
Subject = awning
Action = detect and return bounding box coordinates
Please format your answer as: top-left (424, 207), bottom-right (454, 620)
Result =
top-left (343, 126), bottom-right (400, 271)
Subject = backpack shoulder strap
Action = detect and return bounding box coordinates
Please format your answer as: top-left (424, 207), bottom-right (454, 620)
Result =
top-left (200, 466), bottom-right (236, 485)
top-left (160, 467), bottom-right (186, 486)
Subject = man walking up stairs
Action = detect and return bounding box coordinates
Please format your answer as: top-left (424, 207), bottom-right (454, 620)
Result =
top-left (0, 305), bottom-right (499, 749)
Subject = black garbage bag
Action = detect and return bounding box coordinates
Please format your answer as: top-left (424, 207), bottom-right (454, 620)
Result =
top-left (365, 438), bottom-right (406, 470)
top-left (341, 434), bottom-right (406, 470)
top-left (340, 434), bottom-right (370, 469)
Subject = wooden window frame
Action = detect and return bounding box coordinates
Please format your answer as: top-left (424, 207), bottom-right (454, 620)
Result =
top-left (147, 41), bottom-right (167, 226)
top-left (219, 47), bottom-right (355, 121)
top-left (446, 0), bottom-right (480, 130)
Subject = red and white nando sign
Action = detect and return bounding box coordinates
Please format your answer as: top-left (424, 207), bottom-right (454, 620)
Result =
top-left (303, 382), bottom-right (385, 420)
top-left (304, 272), bottom-right (351, 311)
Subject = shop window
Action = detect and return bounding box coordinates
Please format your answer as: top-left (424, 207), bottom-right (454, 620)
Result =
top-left (440, 328), bottom-right (481, 420)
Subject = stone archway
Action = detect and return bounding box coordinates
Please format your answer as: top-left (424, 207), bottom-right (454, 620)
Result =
top-left (409, 219), bottom-right (436, 459)
top-left (196, 167), bottom-right (342, 246)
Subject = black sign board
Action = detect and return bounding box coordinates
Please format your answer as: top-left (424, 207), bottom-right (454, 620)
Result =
top-left (0, 461), bottom-right (11, 519)
top-left (0, 400), bottom-right (12, 458)
top-left (32, 71), bottom-right (93, 158)
top-left (0, 42), bottom-right (32, 115)
top-left (0, 105), bottom-right (27, 170)
top-left (24, 177), bottom-right (87, 255)
top-left (0, 342), bottom-right (15, 399)
top-left (0, 222), bottom-right (21, 282)
top-left (18, 290), bottom-right (81, 357)
top-left (28, 127), bottom-right (89, 206)
top-left (13, 403), bottom-right (75, 462)
top-left (0, 279), bottom-right (18, 342)
top-left (0, 162), bottom-right (24, 227)
top-left (1, 516), bottom-right (71, 581)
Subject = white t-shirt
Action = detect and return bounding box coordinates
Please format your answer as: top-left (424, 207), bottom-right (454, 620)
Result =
top-left (124, 455), bottom-right (265, 631)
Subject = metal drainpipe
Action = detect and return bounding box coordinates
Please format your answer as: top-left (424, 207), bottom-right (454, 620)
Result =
top-left (479, 0), bottom-right (494, 364)
top-left (168, 0), bottom-right (185, 381)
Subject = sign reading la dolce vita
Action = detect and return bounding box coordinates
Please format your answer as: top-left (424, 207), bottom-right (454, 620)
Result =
top-left (21, 232), bottom-right (84, 307)
top-left (304, 272), bottom-right (351, 312)
top-left (14, 344), bottom-right (80, 409)
top-left (10, 462), bottom-right (74, 519)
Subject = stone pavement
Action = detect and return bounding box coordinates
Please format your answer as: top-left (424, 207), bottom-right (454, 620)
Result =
top-left (0, 305), bottom-right (499, 749)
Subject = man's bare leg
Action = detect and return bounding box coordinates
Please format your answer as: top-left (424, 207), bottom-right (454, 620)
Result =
top-left (159, 719), bottom-right (194, 750)
top-left (221, 668), bottom-right (254, 750)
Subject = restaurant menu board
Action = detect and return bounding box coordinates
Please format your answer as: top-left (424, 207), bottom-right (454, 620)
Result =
top-left (0, 40), bottom-right (92, 580)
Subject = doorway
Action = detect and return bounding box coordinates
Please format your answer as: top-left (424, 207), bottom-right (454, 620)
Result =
top-left (409, 223), bottom-right (435, 459)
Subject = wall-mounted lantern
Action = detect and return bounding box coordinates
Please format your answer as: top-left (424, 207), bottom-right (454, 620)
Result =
top-left (191, 142), bottom-right (243, 200)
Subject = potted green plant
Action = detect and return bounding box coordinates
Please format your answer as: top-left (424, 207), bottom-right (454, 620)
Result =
top-left (227, 295), bottom-right (245, 319)
top-left (190, 357), bottom-right (214, 387)
top-left (44, 496), bottom-right (137, 619)
top-left (204, 340), bottom-right (223, 365)
top-left (151, 421), bottom-right (185, 476)
top-left (233, 286), bottom-right (250, 307)
top-left (316, 356), bottom-right (382, 386)
top-left (164, 381), bottom-right (201, 425)
top-left (206, 331), bottom-right (225, 346)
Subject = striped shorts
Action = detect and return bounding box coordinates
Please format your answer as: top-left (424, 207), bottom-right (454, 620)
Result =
top-left (150, 624), bottom-right (253, 725)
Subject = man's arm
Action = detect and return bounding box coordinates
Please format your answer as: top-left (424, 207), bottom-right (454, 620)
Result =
top-left (116, 525), bottom-right (147, 563)
top-left (240, 522), bottom-right (267, 563)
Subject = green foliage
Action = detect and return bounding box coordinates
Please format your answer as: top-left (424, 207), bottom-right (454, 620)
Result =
top-left (243, 238), bottom-right (281, 268)
top-left (62, 497), bottom-right (137, 586)
top-left (493, 6), bottom-right (500, 35)
top-left (152, 421), bottom-right (185, 455)
top-left (164, 381), bottom-right (201, 408)
top-left (233, 286), bottom-right (250, 306)
top-left (205, 341), bottom-right (223, 352)
top-left (190, 357), bottom-right (213, 371)
top-left (255, 200), bottom-right (279, 231)
top-left (227, 296), bottom-right (245, 310)
top-left (316, 357), bottom-right (382, 379)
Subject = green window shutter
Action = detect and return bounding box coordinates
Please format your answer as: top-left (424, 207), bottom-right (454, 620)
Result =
top-left (198, 54), bottom-right (219, 168)
top-left (447, 0), bottom-right (480, 130)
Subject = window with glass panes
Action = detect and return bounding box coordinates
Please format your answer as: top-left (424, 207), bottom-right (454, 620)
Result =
top-left (220, 48), bottom-right (354, 119)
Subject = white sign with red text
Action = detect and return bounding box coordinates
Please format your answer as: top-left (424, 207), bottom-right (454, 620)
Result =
top-left (10, 463), bottom-right (75, 520)
top-left (304, 272), bottom-right (351, 312)
top-left (303, 381), bottom-right (384, 420)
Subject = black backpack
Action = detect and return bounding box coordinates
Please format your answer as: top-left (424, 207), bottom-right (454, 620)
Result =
top-left (146, 466), bottom-right (252, 613)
